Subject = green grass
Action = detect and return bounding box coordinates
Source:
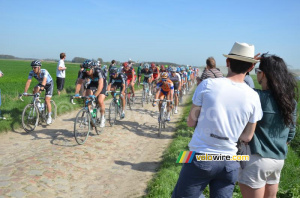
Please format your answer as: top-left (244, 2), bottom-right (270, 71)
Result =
top-left (0, 59), bottom-right (141, 132)
top-left (145, 76), bottom-right (300, 198)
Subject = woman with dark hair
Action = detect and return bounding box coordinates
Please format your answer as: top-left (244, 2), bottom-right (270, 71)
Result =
top-left (238, 54), bottom-right (298, 198)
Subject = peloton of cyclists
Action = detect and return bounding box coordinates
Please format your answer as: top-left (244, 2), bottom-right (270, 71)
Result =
top-left (75, 60), bottom-right (107, 127)
top-left (23, 60), bottom-right (54, 125)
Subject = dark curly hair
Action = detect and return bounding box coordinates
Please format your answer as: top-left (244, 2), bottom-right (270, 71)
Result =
top-left (259, 53), bottom-right (298, 126)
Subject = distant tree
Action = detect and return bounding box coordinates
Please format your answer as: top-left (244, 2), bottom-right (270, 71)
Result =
top-left (72, 57), bottom-right (87, 63)
top-left (0, 55), bottom-right (16, 59)
top-left (97, 58), bottom-right (103, 64)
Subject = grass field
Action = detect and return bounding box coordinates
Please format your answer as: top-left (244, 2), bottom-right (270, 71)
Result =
top-left (145, 78), bottom-right (300, 198)
top-left (0, 59), bottom-right (140, 132)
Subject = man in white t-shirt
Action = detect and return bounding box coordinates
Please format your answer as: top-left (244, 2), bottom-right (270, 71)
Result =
top-left (56, 52), bottom-right (67, 96)
top-left (172, 42), bottom-right (263, 198)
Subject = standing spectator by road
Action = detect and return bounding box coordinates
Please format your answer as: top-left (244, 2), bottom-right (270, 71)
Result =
top-left (109, 60), bottom-right (116, 78)
top-left (238, 54), bottom-right (298, 198)
top-left (197, 57), bottom-right (223, 85)
top-left (244, 72), bottom-right (255, 88)
top-left (56, 53), bottom-right (67, 96)
top-left (0, 70), bottom-right (5, 119)
top-left (172, 42), bottom-right (263, 198)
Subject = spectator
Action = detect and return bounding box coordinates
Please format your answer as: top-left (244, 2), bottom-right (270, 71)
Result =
top-left (244, 72), bottom-right (255, 88)
top-left (109, 60), bottom-right (116, 77)
top-left (198, 57), bottom-right (223, 85)
top-left (172, 42), bottom-right (263, 198)
top-left (56, 52), bottom-right (67, 96)
top-left (238, 54), bottom-right (298, 198)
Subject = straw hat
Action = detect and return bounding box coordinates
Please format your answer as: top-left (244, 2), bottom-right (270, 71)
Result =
top-left (223, 42), bottom-right (259, 63)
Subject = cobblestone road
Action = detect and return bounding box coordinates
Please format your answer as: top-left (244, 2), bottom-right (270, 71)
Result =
top-left (0, 91), bottom-right (190, 198)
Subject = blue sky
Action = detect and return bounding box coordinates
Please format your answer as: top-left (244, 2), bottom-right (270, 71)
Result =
top-left (0, 0), bottom-right (299, 68)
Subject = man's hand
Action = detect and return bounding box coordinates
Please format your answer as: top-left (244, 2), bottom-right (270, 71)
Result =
top-left (40, 86), bottom-right (45, 91)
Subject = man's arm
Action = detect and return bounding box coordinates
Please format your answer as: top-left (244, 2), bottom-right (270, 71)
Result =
top-left (94, 78), bottom-right (104, 97)
top-left (24, 79), bottom-right (32, 93)
top-left (187, 104), bottom-right (202, 127)
top-left (75, 79), bottom-right (84, 94)
top-left (239, 122), bottom-right (257, 143)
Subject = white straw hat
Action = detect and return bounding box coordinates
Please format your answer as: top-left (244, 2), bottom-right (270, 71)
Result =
top-left (223, 42), bottom-right (259, 63)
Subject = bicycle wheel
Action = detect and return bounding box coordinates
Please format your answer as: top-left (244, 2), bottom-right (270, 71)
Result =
top-left (22, 104), bottom-right (39, 132)
top-left (74, 109), bottom-right (90, 145)
top-left (146, 90), bottom-right (149, 104)
top-left (141, 90), bottom-right (145, 107)
top-left (95, 107), bottom-right (102, 135)
top-left (109, 100), bottom-right (117, 126)
top-left (127, 92), bottom-right (132, 110)
top-left (45, 100), bottom-right (57, 123)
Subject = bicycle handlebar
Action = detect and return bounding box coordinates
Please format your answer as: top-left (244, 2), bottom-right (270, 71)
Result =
top-left (19, 93), bottom-right (40, 102)
top-left (70, 95), bottom-right (96, 105)
top-left (154, 99), bottom-right (172, 102)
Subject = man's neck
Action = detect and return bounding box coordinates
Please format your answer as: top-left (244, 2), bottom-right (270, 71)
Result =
top-left (227, 72), bottom-right (246, 83)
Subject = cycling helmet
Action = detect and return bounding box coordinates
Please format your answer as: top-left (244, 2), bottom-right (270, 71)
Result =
top-left (31, 60), bottom-right (42, 67)
top-left (151, 63), bottom-right (155, 67)
top-left (123, 62), bottom-right (129, 67)
top-left (171, 67), bottom-right (177, 72)
top-left (144, 63), bottom-right (150, 69)
top-left (181, 67), bottom-right (186, 71)
top-left (110, 66), bottom-right (118, 75)
top-left (161, 72), bottom-right (168, 79)
top-left (82, 60), bottom-right (93, 69)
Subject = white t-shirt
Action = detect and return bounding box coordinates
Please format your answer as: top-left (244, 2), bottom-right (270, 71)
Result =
top-left (56, 59), bottom-right (65, 78)
top-left (189, 78), bottom-right (263, 156)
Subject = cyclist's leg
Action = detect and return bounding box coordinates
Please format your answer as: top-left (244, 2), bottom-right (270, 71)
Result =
top-left (131, 78), bottom-right (136, 97)
top-left (120, 86), bottom-right (126, 112)
top-left (44, 83), bottom-right (53, 114)
top-left (98, 81), bottom-right (107, 116)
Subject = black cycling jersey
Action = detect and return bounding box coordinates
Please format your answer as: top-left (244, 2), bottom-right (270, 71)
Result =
top-left (109, 73), bottom-right (127, 88)
top-left (79, 67), bottom-right (106, 82)
top-left (141, 68), bottom-right (153, 82)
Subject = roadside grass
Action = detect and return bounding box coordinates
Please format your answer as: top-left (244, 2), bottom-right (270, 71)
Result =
top-left (0, 59), bottom-right (141, 133)
top-left (145, 77), bottom-right (300, 198)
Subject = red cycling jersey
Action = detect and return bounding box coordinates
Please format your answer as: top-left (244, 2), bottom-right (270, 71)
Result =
top-left (152, 67), bottom-right (159, 79)
top-left (122, 67), bottom-right (136, 80)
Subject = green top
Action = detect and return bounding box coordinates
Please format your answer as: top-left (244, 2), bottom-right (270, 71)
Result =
top-left (137, 66), bottom-right (142, 74)
top-left (249, 89), bottom-right (297, 160)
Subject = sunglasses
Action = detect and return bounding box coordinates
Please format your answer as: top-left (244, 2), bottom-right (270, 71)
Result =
top-left (32, 66), bottom-right (39, 70)
top-left (85, 68), bottom-right (91, 71)
top-left (255, 68), bottom-right (262, 74)
top-left (162, 79), bottom-right (167, 82)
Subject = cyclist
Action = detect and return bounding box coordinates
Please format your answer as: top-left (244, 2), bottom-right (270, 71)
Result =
top-left (141, 63), bottom-right (153, 95)
top-left (107, 66), bottom-right (127, 118)
top-left (186, 66), bottom-right (192, 89)
top-left (180, 67), bottom-right (188, 94)
top-left (169, 67), bottom-right (181, 114)
top-left (75, 60), bottom-right (107, 127)
top-left (153, 72), bottom-right (174, 122)
top-left (137, 63), bottom-right (143, 87)
top-left (160, 65), bottom-right (167, 73)
top-left (23, 60), bottom-right (54, 125)
top-left (150, 63), bottom-right (160, 93)
top-left (122, 62), bottom-right (136, 98)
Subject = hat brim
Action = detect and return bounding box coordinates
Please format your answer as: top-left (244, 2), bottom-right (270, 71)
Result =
top-left (223, 54), bottom-right (259, 63)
